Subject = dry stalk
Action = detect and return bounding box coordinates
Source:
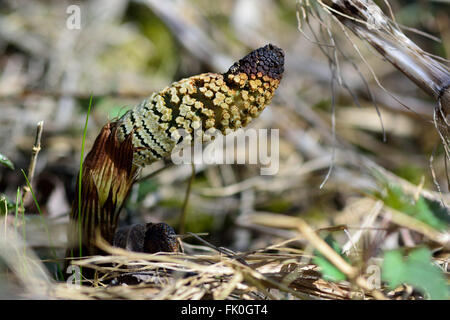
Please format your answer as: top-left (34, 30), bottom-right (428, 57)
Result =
top-left (300, 0), bottom-right (450, 166)
top-left (20, 120), bottom-right (44, 209)
top-left (0, 223), bottom-right (52, 298)
top-left (382, 206), bottom-right (450, 249)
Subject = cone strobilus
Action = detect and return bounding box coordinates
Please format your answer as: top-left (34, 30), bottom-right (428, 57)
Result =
top-left (65, 44), bottom-right (285, 277)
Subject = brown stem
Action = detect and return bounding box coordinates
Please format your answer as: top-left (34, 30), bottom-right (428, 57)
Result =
top-left (322, 0), bottom-right (450, 112)
top-left (318, 0), bottom-right (450, 164)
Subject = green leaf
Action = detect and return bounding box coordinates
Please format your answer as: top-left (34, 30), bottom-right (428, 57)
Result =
top-left (380, 184), bottom-right (447, 231)
top-left (426, 198), bottom-right (450, 224)
top-left (313, 256), bottom-right (346, 282)
top-left (382, 247), bottom-right (449, 300)
top-left (0, 153), bottom-right (14, 170)
top-left (312, 235), bottom-right (347, 282)
top-left (381, 250), bottom-right (404, 288)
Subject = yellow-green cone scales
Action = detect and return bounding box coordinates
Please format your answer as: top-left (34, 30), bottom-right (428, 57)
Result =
top-left (116, 44), bottom-right (284, 166)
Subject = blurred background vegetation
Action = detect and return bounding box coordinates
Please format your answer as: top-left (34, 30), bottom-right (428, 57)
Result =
top-left (0, 0), bottom-right (448, 299)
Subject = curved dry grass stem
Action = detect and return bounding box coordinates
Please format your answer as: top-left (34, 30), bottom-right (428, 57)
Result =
top-left (248, 213), bottom-right (389, 300)
top-left (299, 0), bottom-right (450, 188)
top-left (0, 224), bottom-right (52, 298)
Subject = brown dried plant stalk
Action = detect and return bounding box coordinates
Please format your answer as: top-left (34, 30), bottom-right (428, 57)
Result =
top-left (65, 45), bottom-right (285, 269)
top-left (302, 0), bottom-right (450, 155)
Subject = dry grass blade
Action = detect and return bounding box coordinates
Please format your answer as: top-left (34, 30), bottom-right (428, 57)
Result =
top-left (382, 206), bottom-right (450, 249)
top-left (44, 230), bottom-right (378, 300)
top-left (304, 0), bottom-right (450, 175)
top-left (0, 221), bottom-right (52, 298)
top-left (247, 213), bottom-right (388, 300)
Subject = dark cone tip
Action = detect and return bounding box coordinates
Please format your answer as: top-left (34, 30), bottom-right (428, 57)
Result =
top-left (225, 44), bottom-right (285, 80)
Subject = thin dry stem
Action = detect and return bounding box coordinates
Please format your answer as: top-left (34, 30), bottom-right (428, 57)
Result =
top-left (20, 120), bottom-right (44, 208)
